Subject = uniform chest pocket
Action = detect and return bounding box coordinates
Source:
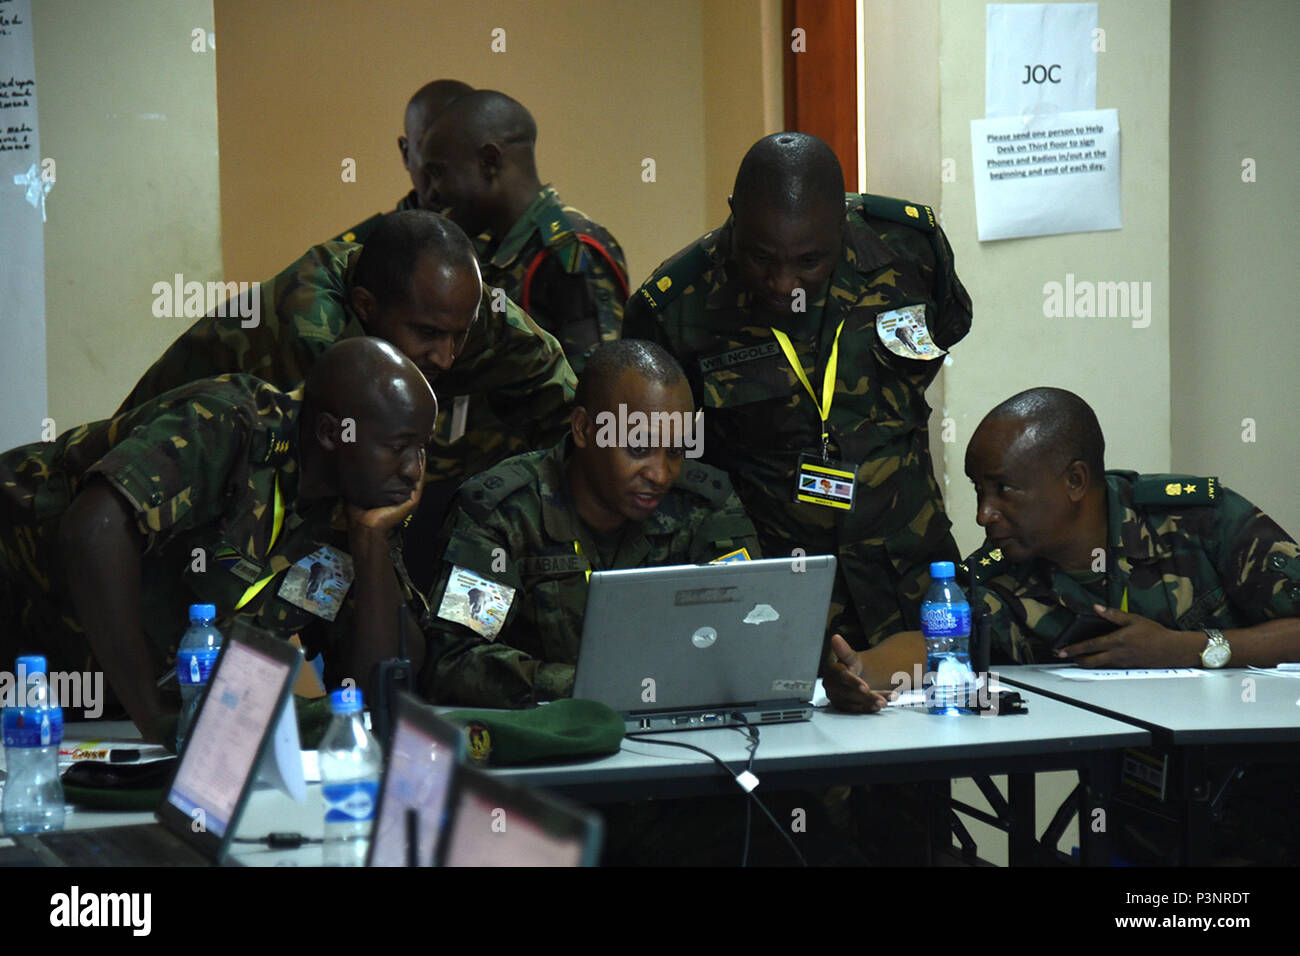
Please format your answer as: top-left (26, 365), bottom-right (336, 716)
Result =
top-left (529, 577), bottom-right (588, 666)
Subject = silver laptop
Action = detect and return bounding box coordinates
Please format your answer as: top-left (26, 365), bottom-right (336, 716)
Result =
top-left (13, 623), bottom-right (301, 866)
top-left (572, 555), bottom-right (836, 732)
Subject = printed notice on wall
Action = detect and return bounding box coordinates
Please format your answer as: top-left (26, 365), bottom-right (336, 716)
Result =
top-left (985, 3), bottom-right (1098, 119)
top-left (970, 108), bottom-right (1121, 242)
top-left (1, 0), bottom-right (49, 451)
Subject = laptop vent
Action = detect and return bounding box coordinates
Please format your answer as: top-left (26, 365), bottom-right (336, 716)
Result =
top-left (758, 710), bottom-right (807, 723)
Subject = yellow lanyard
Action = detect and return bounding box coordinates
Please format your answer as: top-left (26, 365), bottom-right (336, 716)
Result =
top-left (234, 475), bottom-right (286, 611)
top-left (771, 320), bottom-right (846, 460)
top-left (573, 541), bottom-right (591, 582)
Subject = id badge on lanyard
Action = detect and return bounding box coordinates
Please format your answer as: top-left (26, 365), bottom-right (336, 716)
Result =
top-left (771, 322), bottom-right (857, 513)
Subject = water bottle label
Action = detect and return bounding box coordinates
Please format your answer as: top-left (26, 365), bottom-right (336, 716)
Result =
top-left (2, 708), bottom-right (63, 747)
top-left (177, 649), bottom-right (220, 685)
top-left (920, 602), bottom-right (971, 638)
top-left (323, 780), bottom-right (378, 823)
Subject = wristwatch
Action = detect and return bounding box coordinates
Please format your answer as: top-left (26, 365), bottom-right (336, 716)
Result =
top-left (1200, 629), bottom-right (1232, 668)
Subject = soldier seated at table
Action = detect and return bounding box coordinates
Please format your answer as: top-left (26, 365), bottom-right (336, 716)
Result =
top-left (829, 385), bottom-right (1300, 708)
top-left (0, 338), bottom-right (435, 743)
top-left (419, 339), bottom-right (759, 708)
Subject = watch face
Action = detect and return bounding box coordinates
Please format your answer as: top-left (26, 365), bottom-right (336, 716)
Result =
top-left (1203, 644), bottom-right (1231, 668)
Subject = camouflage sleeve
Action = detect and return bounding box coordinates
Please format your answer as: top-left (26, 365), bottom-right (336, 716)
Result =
top-left (436, 294), bottom-right (576, 448)
top-left (1211, 486), bottom-right (1300, 623)
top-left (84, 393), bottom-right (252, 553)
top-left (116, 242), bottom-right (355, 414)
top-left (526, 244), bottom-right (626, 375)
top-left (418, 507), bottom-right (569, 708)
top-left (928, 223), bottom-right (973, 351)
top-left (686, 490), bottom-right (763, 563)
top-left (620, 286), bottom-right (672, 348)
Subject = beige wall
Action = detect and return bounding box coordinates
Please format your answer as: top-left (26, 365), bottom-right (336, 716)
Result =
top-left (32, 0), bottom-right (223, 428)
top-left (938, 0), bottom-right (1172, 558)
top-left (1170, 0), bottom-right (1300, 534)
top-left (214, 0), bottom-right (780, 292)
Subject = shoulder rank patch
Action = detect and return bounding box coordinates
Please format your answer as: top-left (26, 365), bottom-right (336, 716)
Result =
top-left (248, 426), bottom-right (294, 466)
top-left (710, 548), bottom-right (751, 564)
top-left (461, 460), bottom-right (535, 517)
top-left (676, 460), bottom-right (733, 507)
top-left (1133, 474), bottom-right (1218, 507)
top-left (859, 193), bottom-right (937, 232)
top-left (539, 206), bottom-right (576, 248)
top-left (636, 243), bottom-right (711, 313)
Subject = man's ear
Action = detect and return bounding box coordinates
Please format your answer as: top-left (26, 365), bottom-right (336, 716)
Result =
top-left (1064, 459), bottom-right (1090, 502)
top-left (571, 405), bottom-right (591, 449)
top-left (350, 286), bottom-right (377, 326)
top-left (315, 412), bottom-right (342, 453)
top-left (398, 135), bottom-right (410, 169)
top-left (478, 142), bottom-right (504, 180)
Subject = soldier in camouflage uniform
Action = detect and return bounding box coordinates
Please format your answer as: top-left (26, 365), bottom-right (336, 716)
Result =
top-left (959, 388), bottom-right (1300, 666)
top-left (624, 133), bottom-right (972, 656)
top-left (417, 90), bottom-right (629, 375)
top-left (118, 211), bottom-right (575, 500)
top-left (331, 79), bottom-right (474, 245)
top-left (0, 339), bottom-right (436, 741)
top-left (421, 340), bottom-right (759, 708)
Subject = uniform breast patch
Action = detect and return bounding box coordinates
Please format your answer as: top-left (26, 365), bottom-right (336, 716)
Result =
top-left (699, 341), bottom-right (780, 373)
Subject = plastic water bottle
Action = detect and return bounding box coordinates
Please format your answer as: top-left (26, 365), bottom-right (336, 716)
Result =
top-left (2, 655), bottom-right (66, 834)
top-left (176, 603), bottom-right (223, 752)
top-left (920, 561), bottom-right (976, 715)
top-left (320, 687), bottom-right (381, 866)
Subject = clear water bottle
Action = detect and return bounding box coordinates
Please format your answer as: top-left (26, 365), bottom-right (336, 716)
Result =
top-left (320, 687), bottom-right (381, 866)
top-left (176, 603), bottom-right (223, 752)
top-left (2, 655), bottom-right (66, 834)
top-left (920, 561), bottom-right (975, 715)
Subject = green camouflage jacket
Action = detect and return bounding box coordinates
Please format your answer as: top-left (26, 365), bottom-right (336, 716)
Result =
top-left (963, 471), bottom-right (1300, 664)
top-left (477, 185), bottom-right (629, 374)
top-left (332, 190), bottom-right (418, 245)
top-left (622, 193), bottom-right (972, 648)
top-left (117, 240), bottom-right (576, 483)
top-left (0, 375), bottom-right (421, 686)
top-left (420, 437), bottom-right (760, 708)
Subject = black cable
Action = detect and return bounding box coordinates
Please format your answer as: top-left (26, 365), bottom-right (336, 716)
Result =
top-left (231, 832), bottom-right (322, 848)
top-left (626, 724), bottom-right (807, 867)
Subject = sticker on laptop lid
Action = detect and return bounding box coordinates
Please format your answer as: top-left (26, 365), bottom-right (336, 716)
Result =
top-left (437, 566), bottom-right (515, 641)
top-left (277, 545), bottom-right (354, 621)
top-left (742, 604), bottom-right (780, 625)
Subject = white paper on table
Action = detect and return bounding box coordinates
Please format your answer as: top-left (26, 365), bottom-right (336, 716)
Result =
top-left (254, 693), bottom-right (307, 802)
top-left (1246, 665), bottom-right (1300, 679)
top-left (1051, 667), bottom-right (1206, 681)
top-left (986, 3), bottom-right (1097, 120)
top-left (970, 108), bottom-right (1120, 241)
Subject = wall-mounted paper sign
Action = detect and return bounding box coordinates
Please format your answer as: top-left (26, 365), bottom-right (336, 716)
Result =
top-left (970, 108), bottom-right (1121, 241)
top-left (986, 2), bottom-right (1098, 120)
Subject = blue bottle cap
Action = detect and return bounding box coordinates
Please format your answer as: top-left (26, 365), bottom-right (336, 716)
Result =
top-left (189, 604), bottom-right (217, 622)
top-left (16, 655), bottom-right (48, 676)
top-left (329, 687), bottom-right (364, 714)
top-left (930, 561), bottom-right (957, 579)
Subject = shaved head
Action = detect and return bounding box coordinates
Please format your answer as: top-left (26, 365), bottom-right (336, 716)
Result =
top-left (353, 210), bottom-right (477, 309)
top-left (732, 132), bottom-right (845, 221)
top-left (428, 89), bottom-right (538, 159)
top-left (575, 339), bottom-right (688, 414)
top-left (404, 79), bottom-right (474, 146)
top-left (981, 387), bottom-right (1105, 479)
top-left (303, 337), bottom-right (438, 510)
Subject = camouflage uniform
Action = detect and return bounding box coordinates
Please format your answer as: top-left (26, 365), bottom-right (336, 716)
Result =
top-left (420, 437), bottom-right (760, 707)
top-left (477, 185), bottom-right (629, 374)
top-left (962, 471), bottom-right (1300, 866)
top-left (117, 239), bottom-right (576, 485)
top-left (623, 194), bottom-right (972, 649)
top-left (963, 471), bottom-right (1300, 663)
top-left (332, 191), bottom-right (419, 245)
top-left (0, 375), bottom-right (422, 692)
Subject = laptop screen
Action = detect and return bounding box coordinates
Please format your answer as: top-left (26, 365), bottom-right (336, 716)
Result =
top-left (440, 772), bottom-right (592, 867)
top-left (164, 638), bottom-right (294, 838)
top-left (368, 709), bottom-right (457, 866)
